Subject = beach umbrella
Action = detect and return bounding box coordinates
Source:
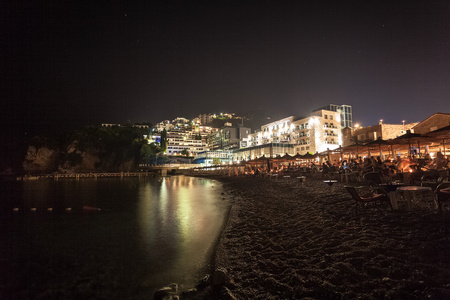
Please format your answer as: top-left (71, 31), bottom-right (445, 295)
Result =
top-left (424, 125), bottom-right (450, 155)
top-left (364, 138), bottom-right (390, 158)
top-left (281, 153), bottom-right (295, 161)
top-left (391, 130), bottom-right (433, 157)
top-left (340, 142), bottom-right (366, 159)
top-left (302, 153), bottom-right (317, 160)
top-left (293, 153), bottom-right (304, 160)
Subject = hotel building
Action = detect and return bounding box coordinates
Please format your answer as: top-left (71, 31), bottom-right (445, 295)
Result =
top-left (241, 108), bottom-right (343, 160)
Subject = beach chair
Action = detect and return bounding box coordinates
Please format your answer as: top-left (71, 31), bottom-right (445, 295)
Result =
top-left (345, 186), bottom-right (392, 216)
top-left (363, 172), bottom-right (383, 186)
top-left (420, 170), bottom-right (442, 191)
top-left (435, 182), bottom-right (450, 213)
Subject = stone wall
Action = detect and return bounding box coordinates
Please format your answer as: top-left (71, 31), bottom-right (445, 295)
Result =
top-left (342, 123), bottom-right (417, 146)
top-left (413, 113), bottom-right (450, 134)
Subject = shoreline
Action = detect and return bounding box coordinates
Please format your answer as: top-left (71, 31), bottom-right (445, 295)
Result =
top-left (178, 175), bottom-right (450, 299)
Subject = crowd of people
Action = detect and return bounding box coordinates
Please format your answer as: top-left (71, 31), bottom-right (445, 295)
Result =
top-left (247, 152), bottom-right (449, 183)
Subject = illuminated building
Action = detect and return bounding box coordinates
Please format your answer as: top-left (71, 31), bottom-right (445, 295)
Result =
top-left (313, 104), bottom-right (352, 128)
top-left (165, 130), bottom-right (207, 156)
top-left (244, 109), bottom-right (342, 157)
top-left (208, 123), bottom-right (251, 150)
top-left (192, 150), bottom-right (233, 166)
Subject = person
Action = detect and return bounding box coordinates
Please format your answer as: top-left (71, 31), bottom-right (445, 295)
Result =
top-left (396, 156), bottom-right (417, 172)
top-left (322, 162), bottom-right (330, 178)
top-left (340, 160), bottom-right (349, 171)
top-left (376, 156), bottom-right (383, 166)
top-left (429, 152), bottom-right (448, 169)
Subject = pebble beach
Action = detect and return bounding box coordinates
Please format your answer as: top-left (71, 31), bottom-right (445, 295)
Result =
top-left (190, 176), bottom-right (450, 300)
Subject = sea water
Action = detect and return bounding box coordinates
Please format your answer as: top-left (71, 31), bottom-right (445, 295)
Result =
top-left (0, 175), bottom-right (228, 299)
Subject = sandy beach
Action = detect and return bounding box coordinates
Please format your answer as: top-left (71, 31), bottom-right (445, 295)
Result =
top-left (193, 176), bottom-right (450, 299)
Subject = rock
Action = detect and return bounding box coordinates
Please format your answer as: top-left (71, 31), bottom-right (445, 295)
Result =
top-left (211, 268), bottom-right (229, 286)
top-left (179, 288), bottom-right (197, 298)
top-left (195, 275), bottom-right (210, 290)
top-left (168, 283), bottom-right (178, 293)
top-left (153, 283), bottom-right (179, 300)
top-left (23, 146), bottom-right (59, 174)
top-left (153, 287), bottom-right (172, 300)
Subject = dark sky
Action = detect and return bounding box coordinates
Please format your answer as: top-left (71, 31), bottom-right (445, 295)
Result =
top-left (2, 1), bottom-right (450, 137)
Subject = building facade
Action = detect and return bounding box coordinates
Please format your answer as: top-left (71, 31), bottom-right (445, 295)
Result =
top-left (245, 109), bottom-right (342, 157)
top-left (313, 104), bottom-right (352, 128)
top-left (412, 113), bottom-right (450, 134)
top-left (209, 124), bottom-right (251, 150)
top-left (342, 122), bottom-right (418, 146)
top-left (193, 150), bottom-right (233, 166)
top-left (165, 130), bottom-right (207, 156)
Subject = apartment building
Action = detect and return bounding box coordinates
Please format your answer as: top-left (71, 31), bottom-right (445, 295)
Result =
top-left (165, 130), bottom-right (208, 156)
top-left (244, 109), bottom-right (342, 157)
top-left (313, 104), bottom-right (352, 128)
top-left (209, 123), bottom-right (251, 150)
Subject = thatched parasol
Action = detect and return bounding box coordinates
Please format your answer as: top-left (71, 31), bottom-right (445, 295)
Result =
top-left (280, 153), bottom-right (295, 161)
top-left (302, 153), bottom-right (317, 160)
top-left (424, 124), bottom-right (450, 155)
top-left (364, 138), bottom-right (391, 157)
top-left (391, 130), bottom-right (433, 157)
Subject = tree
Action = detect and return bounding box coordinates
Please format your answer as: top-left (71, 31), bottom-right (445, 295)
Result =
top-left (160, 129), bottom-right (167, 153)
top-left (180, 149), bottom-right (189, 157)
top-left (140, 143), bottom-right (161, 164)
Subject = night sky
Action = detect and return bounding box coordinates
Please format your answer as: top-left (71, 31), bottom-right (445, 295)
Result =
top-left (2, 1), bottom-right (450, 138)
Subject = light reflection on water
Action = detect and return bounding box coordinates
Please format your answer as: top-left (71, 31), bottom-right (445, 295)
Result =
top-left (0, 175), bottom-right (228, 298)
top-left (137, 176), bottom-right (224, 288)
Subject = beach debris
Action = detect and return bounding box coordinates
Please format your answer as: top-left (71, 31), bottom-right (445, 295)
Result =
top-left (13, 208), bottom-right (19, 212)
top-left (47, 208), bottom-right (53, 211)
top-left (30, 208), bottom-right (37, 211)
top-left (65, 207), bottom-right (72, 212)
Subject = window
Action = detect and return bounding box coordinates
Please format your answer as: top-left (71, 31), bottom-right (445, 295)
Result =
top-left (324, 115), bottom-right (328, 119)
top-left (330, 115), bottom-right (333, 120)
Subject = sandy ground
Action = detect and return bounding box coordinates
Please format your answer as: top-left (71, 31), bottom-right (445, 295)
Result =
top-left (202, 176), bottom-right (450, 299)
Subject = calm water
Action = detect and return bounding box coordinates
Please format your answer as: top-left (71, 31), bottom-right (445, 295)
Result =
top-left (0, 175), bottom-right (229, 299)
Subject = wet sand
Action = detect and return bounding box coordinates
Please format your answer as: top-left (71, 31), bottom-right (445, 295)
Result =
top-left (206, 176), bottom-right (450, 299)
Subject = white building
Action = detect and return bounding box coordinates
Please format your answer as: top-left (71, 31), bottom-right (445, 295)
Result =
top-left (165, 130), bottom-right (208, 156)
top-left (291, 109), bottom-right (342, 154)
top-left (244, 109), bottom-right (342, 157)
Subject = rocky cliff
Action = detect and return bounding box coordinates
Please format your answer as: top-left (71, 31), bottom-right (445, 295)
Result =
top-left (23, 146), bottom-right (59, 174)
